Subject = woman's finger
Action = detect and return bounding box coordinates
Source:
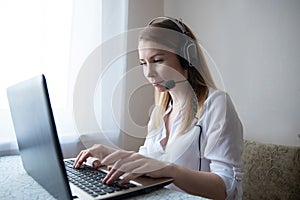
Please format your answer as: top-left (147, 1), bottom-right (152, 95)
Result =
top-left (73, 151), bottom-right (83, 167)
top-left (74, 150), bottom-right (87, 168)
top-left (103, 157), bottom-right (146, 184)
top-left (74, 150), bottom-right (91, 168)
top-left (115, 161), bottom-right (146, 185)
top-left (119, 172), bottom-right (141, 185)
top-left (103, 167), bottom-right (124, 185)
top-left (101, 150), bottom-right (134, 166)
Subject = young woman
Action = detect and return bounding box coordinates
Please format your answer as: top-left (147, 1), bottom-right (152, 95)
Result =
top-left (74, 16), bottom-right (243, 200)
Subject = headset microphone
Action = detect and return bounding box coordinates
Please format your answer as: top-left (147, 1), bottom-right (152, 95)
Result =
top-left (163, 80), bottom-right (187, 90)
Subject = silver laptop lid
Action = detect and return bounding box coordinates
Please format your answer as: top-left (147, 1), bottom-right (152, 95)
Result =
top-left (7, 74), bottom-right (72, 200)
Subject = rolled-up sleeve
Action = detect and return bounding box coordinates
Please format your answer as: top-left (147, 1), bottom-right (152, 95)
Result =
top-left (210, 162), bottom-right (243, 199)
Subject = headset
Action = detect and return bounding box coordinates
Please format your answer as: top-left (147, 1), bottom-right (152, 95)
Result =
top-left (148, 16), bottom-right (199, 69)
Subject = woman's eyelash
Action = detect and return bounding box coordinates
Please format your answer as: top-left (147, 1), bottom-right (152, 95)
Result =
top-left (154, 59), bottom-right (163, 63)
top-left (139, 59), bottom-right (163, 66)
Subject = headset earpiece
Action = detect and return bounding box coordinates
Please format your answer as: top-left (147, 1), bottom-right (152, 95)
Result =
top-left (185, 42), bottom-right (198, 68)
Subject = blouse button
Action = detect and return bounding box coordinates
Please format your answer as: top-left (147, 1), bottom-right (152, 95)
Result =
top-left (234, 175), bottom-right (242, 182)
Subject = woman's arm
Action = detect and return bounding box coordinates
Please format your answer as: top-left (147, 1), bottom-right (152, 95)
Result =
top-left (99, 149), bottom-right (227, 199)
top-left (166, 163), bottom-right (226, 200)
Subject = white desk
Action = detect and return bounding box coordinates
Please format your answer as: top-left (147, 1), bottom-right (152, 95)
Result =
top-left (0, 155), bottom-right (206, 199)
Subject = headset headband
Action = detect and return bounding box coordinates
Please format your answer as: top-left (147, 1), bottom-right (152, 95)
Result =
top-left (148, 16), bottom-right (190, 36)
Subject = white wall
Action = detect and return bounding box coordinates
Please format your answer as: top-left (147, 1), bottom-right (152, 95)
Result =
top-left (164, 0), bottom-right (300, 146)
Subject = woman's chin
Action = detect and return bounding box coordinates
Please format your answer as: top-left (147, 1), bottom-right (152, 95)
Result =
top-left (155, 86), bottom-right (167, 92)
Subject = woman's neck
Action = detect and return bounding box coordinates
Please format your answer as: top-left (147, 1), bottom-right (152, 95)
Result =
top-left (169, 82), bottom-right (194, 110)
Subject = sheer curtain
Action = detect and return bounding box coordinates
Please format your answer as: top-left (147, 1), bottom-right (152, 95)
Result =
top-left (0, 0), bottom-right (128, 156)
top-left (70, 0), bottom-right (128, 151)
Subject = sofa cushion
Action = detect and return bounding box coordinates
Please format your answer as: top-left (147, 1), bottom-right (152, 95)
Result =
top-left (242, 140), bottom-right (300, 199)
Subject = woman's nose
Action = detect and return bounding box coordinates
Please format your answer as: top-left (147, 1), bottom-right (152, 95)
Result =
top-left (144, 64), bottom-right (156, 78)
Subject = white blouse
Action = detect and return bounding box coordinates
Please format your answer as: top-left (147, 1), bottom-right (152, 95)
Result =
top-left (139, 88), bottom-right (243, 199)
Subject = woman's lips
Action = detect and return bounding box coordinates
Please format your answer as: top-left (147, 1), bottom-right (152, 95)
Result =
top-left (152, 81), bottom-right (164, 87)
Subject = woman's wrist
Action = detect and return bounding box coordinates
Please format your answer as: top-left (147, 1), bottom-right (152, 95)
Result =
top-left (164, 163), bottom-right (178, 179)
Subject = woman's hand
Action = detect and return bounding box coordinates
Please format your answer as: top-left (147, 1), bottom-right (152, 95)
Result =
top-left (74, 144), bottom-right (172, 185)
top-left (101, 150), bottom-right (172, 185)
top-left (73, 144), bottom-right (117, 168)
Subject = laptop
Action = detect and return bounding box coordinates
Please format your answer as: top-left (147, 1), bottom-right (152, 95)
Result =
top-left (6, 74), bottom-right (173, 200)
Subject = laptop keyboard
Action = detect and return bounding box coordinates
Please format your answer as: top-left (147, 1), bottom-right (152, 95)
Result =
top-left (64, 160), bottom-right (137, 198)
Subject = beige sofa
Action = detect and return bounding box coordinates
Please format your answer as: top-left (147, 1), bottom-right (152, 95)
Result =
top-left (242, 140), bottom-right (300, 199)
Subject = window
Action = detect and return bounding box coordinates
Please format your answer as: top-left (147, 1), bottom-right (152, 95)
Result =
top-left (0, 0), bottom-right (73, 149)
top-left (0, 0), bottom-right (128, 155)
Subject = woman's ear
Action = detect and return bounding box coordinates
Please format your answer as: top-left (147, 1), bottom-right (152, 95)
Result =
top-left (184, 67), bottom-right (189, 79)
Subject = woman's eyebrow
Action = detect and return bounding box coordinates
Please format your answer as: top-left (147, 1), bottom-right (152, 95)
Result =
top-left (151, 53), bottom-right (165, 58)
top-left (140, 53), bottom-right (165, 61)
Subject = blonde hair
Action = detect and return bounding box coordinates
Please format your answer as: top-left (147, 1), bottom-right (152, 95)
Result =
top-left (139, 18), bottom-right (216, 135)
